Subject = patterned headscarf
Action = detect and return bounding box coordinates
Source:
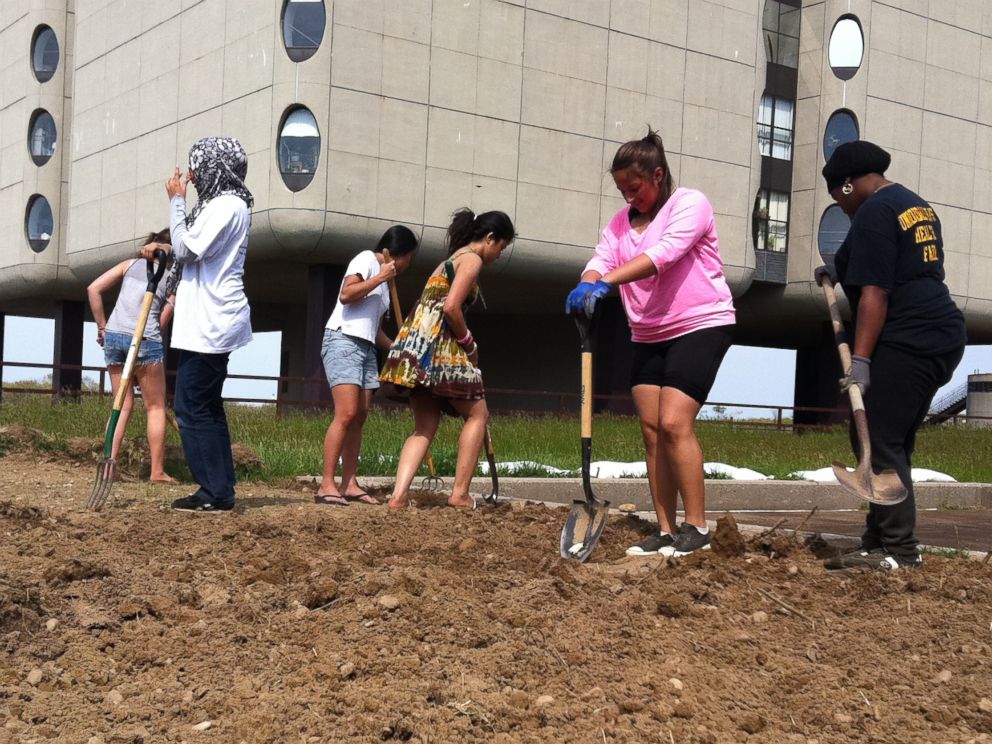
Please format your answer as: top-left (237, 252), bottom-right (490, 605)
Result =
top-left (186, 137), bottom-right (254, 226)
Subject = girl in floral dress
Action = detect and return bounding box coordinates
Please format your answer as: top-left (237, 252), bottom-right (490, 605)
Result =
top-left (380, 208), bottom-right (515, 509)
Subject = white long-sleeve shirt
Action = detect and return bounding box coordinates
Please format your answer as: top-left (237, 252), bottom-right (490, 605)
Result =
top-left (169, 194), bottom-right (253, 354)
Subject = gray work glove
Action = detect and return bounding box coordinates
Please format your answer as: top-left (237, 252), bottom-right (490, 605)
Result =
top-left (840, 355), bottom-right (871, 395)
top-left (814, 264), bottom-right (838, 286)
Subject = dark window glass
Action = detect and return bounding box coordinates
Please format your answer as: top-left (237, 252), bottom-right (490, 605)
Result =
top-left (28, 110), bottom-right (57, 166)
top-left (757, 94), bottom-right (794, 160)
top-left (823, 109), bottom-right (859, 161)
top-left (762, 0), bottom-right (800, 68)
top-left (279, 108), bottom-right (320, 191)
top-left (828, 16), bottom-right (864, 81)
top-left (753, 189), bottom-right (790, 253)
top-left (32, 26), bottom-right (60, 82)
top-left (282, 0), bottom-right (326, 62)
top-left (26, 195), bottom-right (54, 253)
top-left (817, 205), bottom-right (851, 267)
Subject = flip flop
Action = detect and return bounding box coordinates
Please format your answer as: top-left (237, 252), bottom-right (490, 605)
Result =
top-left (313, 494), bottom-right (349, 507)
top-left (343, 492), bottom-right (381, 506)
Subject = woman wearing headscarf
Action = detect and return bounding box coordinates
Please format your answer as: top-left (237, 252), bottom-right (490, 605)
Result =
top-left (815, 140), bottom-right (966, 570)
top-left (142, 137), bottom-right (254, 512)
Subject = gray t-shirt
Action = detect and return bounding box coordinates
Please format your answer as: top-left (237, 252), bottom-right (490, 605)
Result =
top-left (105, 259), bottom-right (174, 343)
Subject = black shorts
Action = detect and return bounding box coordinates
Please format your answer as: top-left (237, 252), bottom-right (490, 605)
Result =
top-left (629, 325), bottom-right (734, 404)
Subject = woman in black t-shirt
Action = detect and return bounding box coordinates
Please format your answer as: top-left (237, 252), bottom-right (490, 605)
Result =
top-left (815, 140), bottom-right (966, 572)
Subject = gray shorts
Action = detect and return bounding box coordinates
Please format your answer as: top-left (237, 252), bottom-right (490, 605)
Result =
top-left (321, 328), bottom-right (380, 390)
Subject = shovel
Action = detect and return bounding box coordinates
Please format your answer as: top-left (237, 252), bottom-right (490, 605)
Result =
top-left (382, 250), bottom-right (442, 491)
top-left (819, 277), bottom-right (907, 506)
top-left (560, 314), bottom-right (610, 561)
top-left (88, 250), bottom-right (168, 511)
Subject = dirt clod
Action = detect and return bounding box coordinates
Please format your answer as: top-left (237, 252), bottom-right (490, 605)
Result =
top-left (712, 513), bottom-right (747, 557)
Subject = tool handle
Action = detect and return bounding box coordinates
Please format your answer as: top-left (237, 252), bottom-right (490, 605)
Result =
top-left (820, 278), bottom-right (872, 463)
top-left (819, 279), bottom-right (864, 414)
top-left (146, 248), bottom-right (168, 291)
top-left (382, 249), bottom-right (404, 332)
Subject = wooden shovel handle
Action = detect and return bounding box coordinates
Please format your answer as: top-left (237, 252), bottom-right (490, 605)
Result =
top-left (382, 249), bottom-right (404, 332)
top-left (819, 278), bottom-right (865, 414)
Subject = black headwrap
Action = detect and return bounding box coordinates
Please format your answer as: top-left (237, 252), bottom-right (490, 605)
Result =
top-left (822, 140), bottom-right (891, 192)
top-left (186, 137), bottom-right (254, 226)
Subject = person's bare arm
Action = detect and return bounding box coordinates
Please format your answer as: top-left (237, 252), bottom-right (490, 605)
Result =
top-left (86, 259), bottom-right (132, 345)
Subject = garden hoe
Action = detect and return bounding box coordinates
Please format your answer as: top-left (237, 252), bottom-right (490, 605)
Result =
top-left (560, 314), bottom-right (610, 562)
top-left (88, 250), bottom-right (168, 511)
top-left (481, 424), bottom-right (499, 505)
top-left (819, 276), bottom-right (907, 506)
top-left (382, 250), bottom-right (443, 491)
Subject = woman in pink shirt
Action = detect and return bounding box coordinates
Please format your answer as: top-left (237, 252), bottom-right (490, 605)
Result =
top-left (566, 129), bottom-right (735, 558)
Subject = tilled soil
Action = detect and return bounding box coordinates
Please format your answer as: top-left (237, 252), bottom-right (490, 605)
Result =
top-left (1, 452), bottom-right (992, 744)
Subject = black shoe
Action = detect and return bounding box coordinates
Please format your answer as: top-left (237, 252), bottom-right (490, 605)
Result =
top-left (664, 523), bottom-right (711, 557)
top-left (824, 548), bottom-right (922, 571)
top-left (625, 532), bottom-right (675, 556)
top-left (171, 495), bottom-right (235, 513)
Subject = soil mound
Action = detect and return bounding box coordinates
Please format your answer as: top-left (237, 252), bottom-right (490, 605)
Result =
top-left (0, 452), bottom-right (990, 742)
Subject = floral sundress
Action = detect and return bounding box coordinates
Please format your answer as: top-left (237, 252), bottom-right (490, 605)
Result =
top-left (379, 260), bottom-right (483, 400)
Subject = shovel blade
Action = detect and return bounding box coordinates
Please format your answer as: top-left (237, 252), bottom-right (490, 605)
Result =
top-left (87, 458), bottom-right (118, 511)
top-left (832, 461), bottom-right (908, 506)
top-left (559, 497), bottom-right (610, 562)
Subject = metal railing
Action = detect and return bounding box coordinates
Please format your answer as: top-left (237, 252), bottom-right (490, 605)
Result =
top-left (5, 358), bottom-right (990, 430)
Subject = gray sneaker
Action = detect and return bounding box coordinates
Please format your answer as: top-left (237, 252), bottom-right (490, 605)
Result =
top-left (625, 532), bottom-right (675, 556)
top-left (662, 523), bottom-right (711, 557)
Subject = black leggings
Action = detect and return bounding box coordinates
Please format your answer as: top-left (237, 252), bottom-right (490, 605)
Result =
top-left (855, 344), bottom-right (963, 556)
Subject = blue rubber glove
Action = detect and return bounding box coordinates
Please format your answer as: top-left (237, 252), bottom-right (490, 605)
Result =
top-left (582, 280), bottom-right (612, 317)
top-left (565, 281), bottom-right (594, 315)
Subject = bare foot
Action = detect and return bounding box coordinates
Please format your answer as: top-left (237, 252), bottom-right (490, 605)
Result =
top-left (387, 497), bottom-right (409, 510)
top-left (150, 474), bottom-right (177, 484)
top-left (447, 495), bottom-right (476, 509)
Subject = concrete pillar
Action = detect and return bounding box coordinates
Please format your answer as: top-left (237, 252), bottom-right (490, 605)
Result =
top-left (591, 297), bottom-right (635, 415)
top-left (277, 264), bottom-right (343, 412)
top-left (793, 322), bottom-right (846, 428)
top-left (53, 300), bottom-right (84, 399)
top-left (0, 312), bottom-right (5, 404)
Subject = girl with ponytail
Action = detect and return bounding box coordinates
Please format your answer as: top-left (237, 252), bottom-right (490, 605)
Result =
top-left (566, 127), bottom-right (736, 558)
top-left (380, 207), bottom-right (515, 509)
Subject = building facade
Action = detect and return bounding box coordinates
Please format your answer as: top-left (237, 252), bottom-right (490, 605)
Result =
top-left (1, 0), bottom-right (990, 411)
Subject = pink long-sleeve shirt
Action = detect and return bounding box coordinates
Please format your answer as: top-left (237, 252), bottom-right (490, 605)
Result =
top-left (584, 187), bottom-right (736, 343)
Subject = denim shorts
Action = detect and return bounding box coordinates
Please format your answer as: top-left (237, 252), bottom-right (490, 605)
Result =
top-left (321, 328), bottom-right (380, 389)
top-left (103, 330), bottom-right (165, 367)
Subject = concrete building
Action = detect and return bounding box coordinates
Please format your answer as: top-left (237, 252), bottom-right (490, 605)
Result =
top-left (1, 0), bottom-right (990, 414)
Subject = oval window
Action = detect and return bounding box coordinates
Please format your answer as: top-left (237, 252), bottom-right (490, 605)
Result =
top-left (31, 26), bottom-right (60, 82)
top-left (278, 107), bottom-right (320, 191)
top-left (817, 205), bottom-right (851, 266)
top-left (26, 195), bottom-right (54, 253)
top-left (828, 16), bottom-right (863, 81)
top-left (822, 109), bottom-right (859, 162)
top-left (282, 0), bottom-right (326, 62)
top-left (28, 110), bottom-right (58, 166)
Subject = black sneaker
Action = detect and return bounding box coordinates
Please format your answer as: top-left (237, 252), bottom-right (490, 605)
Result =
top-left (171, 495), bottom-right (235, 513)
top-left (824, 548), bottom-right (922, 571)
top-left (663, 523), bottom-right (711, 557)
top-left (625, 532), bottom-right (675, 556)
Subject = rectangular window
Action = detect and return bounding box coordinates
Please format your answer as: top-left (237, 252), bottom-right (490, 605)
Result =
top-left (763, 0), bottom-right (800, 68)
top-left (755, 189), bottom-right (790, 253)
top-left (757, 94), bottom-right (794, 160)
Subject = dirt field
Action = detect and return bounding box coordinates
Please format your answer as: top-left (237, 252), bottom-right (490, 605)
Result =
top-left (2, 448), bottom-right (992, 744)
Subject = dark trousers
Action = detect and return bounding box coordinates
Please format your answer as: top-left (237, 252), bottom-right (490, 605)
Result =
top-left (854, 344), bottom-right (963, 556)
top-left (175, 350), bottom-right (236, 504)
